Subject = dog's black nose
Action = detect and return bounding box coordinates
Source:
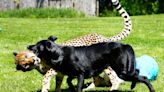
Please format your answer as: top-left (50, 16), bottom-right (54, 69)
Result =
top-left (27, 45), bottom-right (34, 50)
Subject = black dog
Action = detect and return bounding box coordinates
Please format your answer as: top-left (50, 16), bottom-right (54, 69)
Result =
top-left (28, 36), bottom-right (154, 92)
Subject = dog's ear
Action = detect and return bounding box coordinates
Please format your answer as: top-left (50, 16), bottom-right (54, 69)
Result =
top-left (45, 41), bottom-right (60, 53)
top-left (13, 52), bottom-right (18, 56)
top-left (48, 36), bottom-right (57, 42)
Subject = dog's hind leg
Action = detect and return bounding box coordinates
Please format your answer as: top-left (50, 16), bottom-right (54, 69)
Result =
top-left (131, 69), bottom-right (139, 90)
top-left (119, 70), bottom-right (155, 92)
top-left (131, 69), bottom-right (155, 92)
top-left (135, 76), bottom-right (155, 92)
top-left (67, 76), bottom-right (76, 92)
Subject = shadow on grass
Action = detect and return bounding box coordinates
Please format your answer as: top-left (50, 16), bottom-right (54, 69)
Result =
top-left (33, 89), bottom-right (134, 92)
top-left (32, 89), bottom-right (72, 92)
top-left (84, 90), bottom-right (134, 92)
top-left (33, 82), bottom-right (133, 92)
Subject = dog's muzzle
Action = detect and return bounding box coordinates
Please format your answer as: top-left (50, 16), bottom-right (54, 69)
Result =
top-left (33, 57), bottom-right (41, 66)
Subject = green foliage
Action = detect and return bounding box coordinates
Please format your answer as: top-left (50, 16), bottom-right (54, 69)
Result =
top-left (0, 8), bottom-right (85, 18)
top-left (120, 0), bottom-right (164, 15)
top-left (0, 14), bottom-right (164, 91)
top-left (120, 0), bottom-right (161, 15)
top-left (99, 8), bottom-right (115, 17)
top-left (99, 0), bottom-right (163, 16)
top-left (152, 1), bottom-right (159, 13)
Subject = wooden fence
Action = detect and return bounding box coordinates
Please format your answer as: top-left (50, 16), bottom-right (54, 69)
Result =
top-left (0, 0), bottom-right (99, 16)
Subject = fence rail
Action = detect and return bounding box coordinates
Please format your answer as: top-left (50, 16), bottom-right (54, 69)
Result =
top-left (0, 0), bottom-right (99, 16)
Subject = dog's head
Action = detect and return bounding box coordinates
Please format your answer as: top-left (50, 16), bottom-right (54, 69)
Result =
top-left (13, 50), bottom-right (41, 72)
top-left (27, 36), bottom-right (58, 56)
top-left (27, 36), bottom-right (62, 66)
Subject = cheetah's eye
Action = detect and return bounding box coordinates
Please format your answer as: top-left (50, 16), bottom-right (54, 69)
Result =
top-left (25, 55), bottom-right (32, 59)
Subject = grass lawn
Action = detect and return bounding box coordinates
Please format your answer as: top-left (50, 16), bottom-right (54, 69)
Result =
top-left (0, 14), bottom-right (163, 92)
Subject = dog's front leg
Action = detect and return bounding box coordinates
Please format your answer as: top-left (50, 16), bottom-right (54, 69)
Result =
top-left (77, 74), bottom-right (84, 92)
top-left (55, 72), bottom-right (64, 92)
top-left (67, 76), bottom-right (76, 92)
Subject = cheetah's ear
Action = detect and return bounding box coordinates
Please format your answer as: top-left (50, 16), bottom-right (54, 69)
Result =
top-left (13, 52), bottom-right (18, 56)
top-left (48, 36), bottom-right (57, 42)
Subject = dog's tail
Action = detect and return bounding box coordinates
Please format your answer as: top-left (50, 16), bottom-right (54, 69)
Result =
top-left (124, 45), bottom-right (155, 92)
top-left (108, 0), bottom-right (132, 41)
top-left (131, 70), bottom-right (155, 92)
top-left (124, 44), bottom-right (136, 76)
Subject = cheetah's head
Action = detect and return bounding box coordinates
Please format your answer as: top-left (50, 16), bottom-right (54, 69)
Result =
top-left (13, 50), bottom-right (41, 72)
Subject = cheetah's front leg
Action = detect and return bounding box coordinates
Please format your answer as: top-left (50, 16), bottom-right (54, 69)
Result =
top-left (104, 67), bottom-right (124, 91)
top-left (42, 68), bottom-right (57, 92)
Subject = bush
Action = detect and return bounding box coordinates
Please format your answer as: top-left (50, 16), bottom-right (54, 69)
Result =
top-left (99, 0), bottom-right (163, 16)
top-left (0, 8), bottom-right (85, 18)
top-left (120, 0), bottom-right (161, 15)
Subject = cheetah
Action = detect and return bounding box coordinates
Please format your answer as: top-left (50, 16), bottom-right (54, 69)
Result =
top-left (14, 0), bottom-right (132, 91)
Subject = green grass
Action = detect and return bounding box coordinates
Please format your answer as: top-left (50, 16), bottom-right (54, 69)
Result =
top-left (0, 8), bottom-right (85, 18)
top-left (0, 14), bottom-right (164, 92)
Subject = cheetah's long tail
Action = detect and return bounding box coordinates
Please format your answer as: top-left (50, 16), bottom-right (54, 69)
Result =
top-left (108, 0), bottom-right (132, 42)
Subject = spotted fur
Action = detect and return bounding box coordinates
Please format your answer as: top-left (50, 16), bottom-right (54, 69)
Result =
top-left (42, 0), bottom-right (132, 90)
top-left (14, 0), bottom-right (132, 91)
top-left (63, 0), bottom-right (132, 46)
